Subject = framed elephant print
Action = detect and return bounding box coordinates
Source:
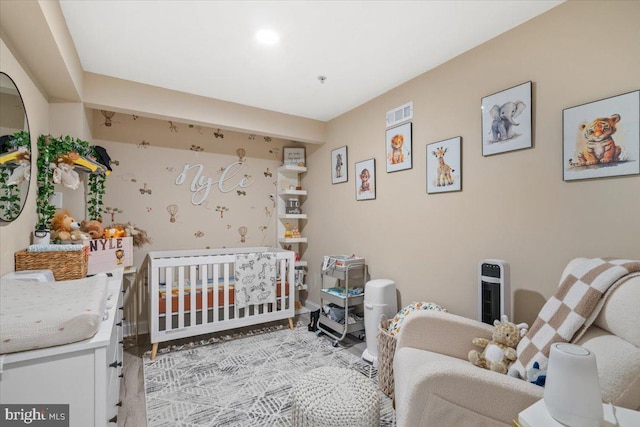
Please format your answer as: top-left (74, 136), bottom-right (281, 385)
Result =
top-left (427, 136), bottom-right (462, 194)
top-left (481, 81), bottom-right (532, 156)
top-left (563, 90), bottom-right (639, 181)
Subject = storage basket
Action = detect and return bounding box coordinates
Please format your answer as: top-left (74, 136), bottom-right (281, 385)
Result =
top-left (15, 247), bottom-right (89, 281)
top-left (377, 313), bottom-right (397, 397)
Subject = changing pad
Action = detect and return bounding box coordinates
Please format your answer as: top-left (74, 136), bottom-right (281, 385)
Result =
top-left (0, 275), bottom-right (108, 354)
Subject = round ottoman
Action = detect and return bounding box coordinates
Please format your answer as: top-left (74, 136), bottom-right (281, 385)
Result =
top-left (292, 366), bottom-right (380, 427)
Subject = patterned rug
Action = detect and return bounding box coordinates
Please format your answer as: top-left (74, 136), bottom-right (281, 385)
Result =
top-left (143, 324), bottom-right (396, 426)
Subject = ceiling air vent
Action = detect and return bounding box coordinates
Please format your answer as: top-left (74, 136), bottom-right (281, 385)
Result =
top-left (386, 101), bottom-right (413, 128)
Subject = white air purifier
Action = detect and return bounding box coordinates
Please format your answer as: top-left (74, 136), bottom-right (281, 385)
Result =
top-left (362, 279), bottom-right (397, 367)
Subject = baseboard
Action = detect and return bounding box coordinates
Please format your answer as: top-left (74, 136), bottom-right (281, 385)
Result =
top-left (124, 319), bottom-right (148, 337)
top-left (305, 300), bottom-right (321, 312)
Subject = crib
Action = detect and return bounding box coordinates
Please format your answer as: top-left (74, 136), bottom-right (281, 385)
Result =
top-left (144, 247), bottom-right (296, 359)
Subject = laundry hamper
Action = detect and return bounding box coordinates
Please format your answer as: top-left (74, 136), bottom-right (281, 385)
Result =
top-left (377, 314), bottom-right (396, 397)
top-left (15, 247), bottom-right (88, 281)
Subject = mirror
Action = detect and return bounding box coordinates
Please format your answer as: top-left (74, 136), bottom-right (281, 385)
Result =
top-left (0, 72), bottom-right (31, 224)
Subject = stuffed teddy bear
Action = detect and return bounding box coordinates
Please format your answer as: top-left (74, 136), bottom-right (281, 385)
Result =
top-left (468, 315), bottom-right (528, 374)
top-left (51, 209), bottom-right (88, 241)
top-left (80, 219), bottom-right (104, 239)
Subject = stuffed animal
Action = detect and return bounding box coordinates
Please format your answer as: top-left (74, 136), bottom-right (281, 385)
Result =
top-left (51, 209), bottom-right (88, 241)
top-left (468, 315), bottom-right (528, 374)
top-left (527, 361), bottom-right (547, 387)
top-left (103, 225), bottom-right (126, 239)
top-left (80, 219), bottom-right (104, 239)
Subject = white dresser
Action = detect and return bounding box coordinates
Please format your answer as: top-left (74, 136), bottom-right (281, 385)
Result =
top-left (0, 273), bottom-right (124, 426)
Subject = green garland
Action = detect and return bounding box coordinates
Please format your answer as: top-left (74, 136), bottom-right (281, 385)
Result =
top-left (0, 131), bottom-right (31, 221)
top-left (36, 135), bottom-right (108, 229)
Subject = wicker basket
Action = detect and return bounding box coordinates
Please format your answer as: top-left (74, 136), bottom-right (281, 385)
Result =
top-left (377, 313), bottom-right (397, 397)
top-left (15, 248), bottom-right (89, 281)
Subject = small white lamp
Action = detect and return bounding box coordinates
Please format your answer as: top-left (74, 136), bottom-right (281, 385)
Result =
top-left (544, 343), bottom-right (604, 426)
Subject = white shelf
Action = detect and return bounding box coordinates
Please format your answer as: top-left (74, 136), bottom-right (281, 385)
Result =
top-left (279, 237), bottom-right (308, 244)
top-left (279, 189), bottom-right (307, 196)
top-left (295, 260), bottom-right (308, 268)
top-left (279, 214), bottom-right (307, 220)
top-left (279, 165), bottom-right (307, 173)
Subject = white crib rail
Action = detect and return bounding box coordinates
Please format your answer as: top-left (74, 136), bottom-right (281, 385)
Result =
top-left (148, 247), bottom-right (295, 358)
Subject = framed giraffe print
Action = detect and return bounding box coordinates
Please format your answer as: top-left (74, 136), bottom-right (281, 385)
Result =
top-left (426, 136), bottom-right (462, 194)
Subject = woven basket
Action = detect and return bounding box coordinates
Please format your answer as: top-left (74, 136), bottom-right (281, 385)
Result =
top-left (377, 313), bottom-right (397, 397)
top-left (15, 248), bottom-right (88, 281)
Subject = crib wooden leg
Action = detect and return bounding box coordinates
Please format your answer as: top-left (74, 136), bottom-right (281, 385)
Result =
top-left (288, 317), bottom-right (294, 330)
top-left (151, 343), bottom-right (159, 360)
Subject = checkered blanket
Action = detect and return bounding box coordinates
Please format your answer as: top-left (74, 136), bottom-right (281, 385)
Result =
top-left (511, 258), bottom-right (640, 380)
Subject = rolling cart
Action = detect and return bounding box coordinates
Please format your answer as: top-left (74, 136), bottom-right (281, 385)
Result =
top-left (317, 262), bottom-right (367, 347)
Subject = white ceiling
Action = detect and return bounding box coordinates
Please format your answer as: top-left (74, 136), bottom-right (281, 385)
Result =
top-left (59, 1), bottom-right (562, 122)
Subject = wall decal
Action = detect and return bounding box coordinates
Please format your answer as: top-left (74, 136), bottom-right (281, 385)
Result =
top-left (214, 128), bottom-right (224, 139)
top-left (111, 160), bottom-right (120, 166)
top-left (264, 168), bottom-right (272, 177)
top-left (137, 140), bottom-right (150, 149)
top-left (104, 206), bottom-right (123, 222)
top-left (226, 224), bottom-right (232, 229)
top-left (139, 183), bottom-right (152, 195)
top-left (167, 204), bottom-right (178, 222)
top-left (264, 136), bottom-right (272, 142)
top-left (236, 148), bottom-right (246, 162)
top-left (168, 121), bottom-right (178, 132)
top-left (101, 110), bottom-right (117, 127)
top-left (269, 147), bottom-right (280, 159)
top-left (190, 144), bottom-right (204, 152)
top-left (237, 190), bottom-right (246, 196)
top-left (166, 166), bottom-right (175, 173)
top-left (194, 231), bottom-right (204, 238)
top-left (248, 134), bottom-right (256, 140)
top-left (146, 207), bottom-right (152, 212)
top-left (132, 115), bottom-right (139, 120)
top-left (238, 226), bottom-right (248, 242)
top-left (215, 206), bottom-right (229, 218)
top-left (175, 162), bottom-right (253, 205)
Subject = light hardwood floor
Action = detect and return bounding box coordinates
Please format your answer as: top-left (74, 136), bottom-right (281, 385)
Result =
top-left (117, 315), bottom-right (367, 427)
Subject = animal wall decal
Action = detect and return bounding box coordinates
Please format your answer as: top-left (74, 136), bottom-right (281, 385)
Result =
top-left (216, 206), bottom-right (229, 218)
top-left (263, 136), bottom-right (272, 142)
top-left (168, 121), bottom-right (178, 132)
top-left (104, 206), bottom-right (123, 222)
top-left (264, 168), bottom-right (272, 177)
top-left (190, 144), bottom-right (204, 152)
top-left (194, 231), bottom-right (204, 238)
top-left (248, 134), bottom-right (256, 140)
top-left (214, 129), bottom-right (224, 139)
top-left (137, 140), bottom-right (150, 149)
top-left (139, 183), bottom-right (152, 195)
top-left (237, 190), bottom-right (246, 196)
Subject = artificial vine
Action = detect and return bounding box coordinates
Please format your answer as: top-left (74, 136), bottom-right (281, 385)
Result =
top-left (36, 134), bottom-right (108, 229)
top-left (0, 131), bottom-right (31, 221)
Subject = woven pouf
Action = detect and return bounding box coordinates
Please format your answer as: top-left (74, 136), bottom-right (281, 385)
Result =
top-left (292, 366), bottom-right (380, 427)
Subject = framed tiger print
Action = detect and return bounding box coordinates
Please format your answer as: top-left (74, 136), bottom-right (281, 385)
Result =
top-left (563, 90), bottom-right (640, 181)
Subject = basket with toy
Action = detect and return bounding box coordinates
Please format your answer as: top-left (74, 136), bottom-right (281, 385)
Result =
top-left (377, 301), bottom-right (447, 397)
top-left (15, 245), bottom-right (89, 280)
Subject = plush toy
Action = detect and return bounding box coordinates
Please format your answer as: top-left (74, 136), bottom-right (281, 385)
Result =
top-left (80, 219), bottom-right (104, 239)
top-left (103, 225), bottom-right (126, 239)
top-left (51, 209), bottom-right (88, 241)
top-left (527, 361), bottom-right (547, 387)
top-left (468, 315), bottom-right (528, 374)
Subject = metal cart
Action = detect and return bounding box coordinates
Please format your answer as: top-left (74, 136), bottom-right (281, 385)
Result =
top-left (317, 263), bottom-right (367, 347)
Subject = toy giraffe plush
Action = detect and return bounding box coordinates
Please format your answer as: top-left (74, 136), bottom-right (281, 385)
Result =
top-left (468, 315), bottom-right (528, 374)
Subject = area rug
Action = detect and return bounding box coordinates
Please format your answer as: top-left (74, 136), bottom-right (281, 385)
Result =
top-left (143, 324), bottom-right (395, 426)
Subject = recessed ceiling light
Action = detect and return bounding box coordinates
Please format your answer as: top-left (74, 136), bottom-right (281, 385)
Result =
top-left (256, 29), bottom-right (279, 45)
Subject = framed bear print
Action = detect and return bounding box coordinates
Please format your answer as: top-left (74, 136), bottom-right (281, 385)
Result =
top-left (331, 146), bottom-right (348, 184)
top-left (563, 90), bottom-right (639, 181)
top-left (481, 81), bottom-right (532, 156)
top-left (386, 122), bottom-right (412, 172)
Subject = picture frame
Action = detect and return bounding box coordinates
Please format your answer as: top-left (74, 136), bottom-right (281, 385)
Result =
top-left (355, 158), bottom-right (376, 201)
top-left (386, 122), bottom-right (412, 172)
top-left (563, 90), bottom-right (639, 182)
top-left (481, 81), bottom-right (532, 156)
top-left (283, 147), bottom-right (306, 167)
top-left (426, 136), bottom-right (462, 194)
top-left (331, 146), bottom-right (348, 184)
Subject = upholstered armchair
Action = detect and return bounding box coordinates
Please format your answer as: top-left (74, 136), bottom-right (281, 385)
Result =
top-left (393, 258), bottom-right (640, 427)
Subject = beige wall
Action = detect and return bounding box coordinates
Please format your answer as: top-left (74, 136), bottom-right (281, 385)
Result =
top-left (0, 37), bottom-right (49, 275)
top-left (304, 1), bottom-right (640, 325)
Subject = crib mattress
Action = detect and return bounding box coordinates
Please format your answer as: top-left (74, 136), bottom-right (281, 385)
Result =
top-left (0, 275), bottom-right (108, 354)
top-left (158, 280), bottom-right (290, 314)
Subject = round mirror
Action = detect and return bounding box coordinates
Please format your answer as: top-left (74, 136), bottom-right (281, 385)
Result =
top-left (0, 72), bottom-right (31, 224)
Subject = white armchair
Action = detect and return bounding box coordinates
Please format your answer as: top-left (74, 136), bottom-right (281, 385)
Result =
top-left (393, 258), bottom-right (640, 427)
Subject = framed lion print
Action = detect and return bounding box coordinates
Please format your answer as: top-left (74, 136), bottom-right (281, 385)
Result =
top-left (563, 90), bottom-right (639, 181)
top-left (385, 122), bottom-right (412, 172)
